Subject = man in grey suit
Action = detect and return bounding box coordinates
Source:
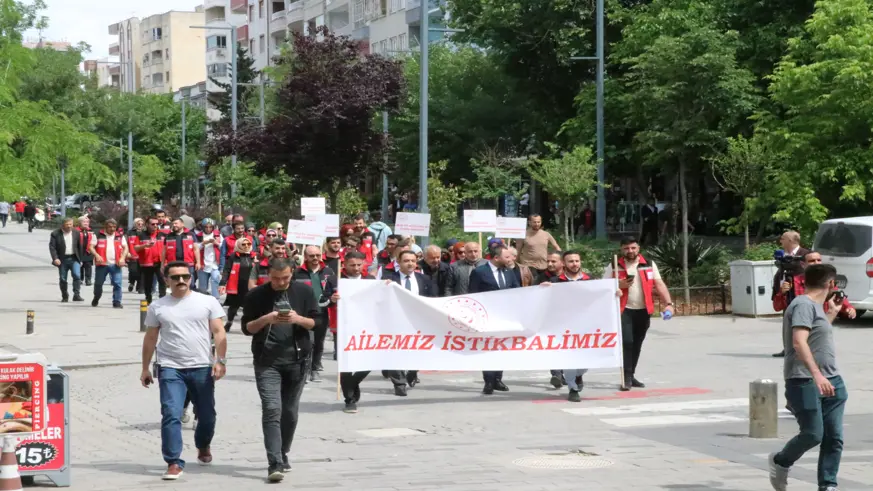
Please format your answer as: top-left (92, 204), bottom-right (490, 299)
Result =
top-left (444, 241), bottom-right (487, 296)
top-left (468, 246), bottom-right (521, 394)
top-left (49, 217), bottom-right (84, 302)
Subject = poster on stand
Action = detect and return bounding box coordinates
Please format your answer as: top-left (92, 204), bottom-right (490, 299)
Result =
top-left (300, 197), bottom-right (326, 216)
top-left (0, 362), bottom-right (46, 435)
top-left (463, 210), bottom-right (497, 232)
top-left (15, 373), bottom-right (64, 471)
top-left (394, 212), bottom-right (431, 237)
top-left (287, 219), bottom-right (327, 246)
top-left (305, 214), bottom-right (340, 236)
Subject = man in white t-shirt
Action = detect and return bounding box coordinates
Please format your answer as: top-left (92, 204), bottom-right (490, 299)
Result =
top-left (0, 200), bottom-right (9, 228)
top-left (195, 218), bottom-right (223, 298)
top-left (140, 261), bottom-right (227, 481)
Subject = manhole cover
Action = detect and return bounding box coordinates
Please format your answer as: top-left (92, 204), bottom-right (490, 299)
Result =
top-left (512, 455), bottom-right (614, 470)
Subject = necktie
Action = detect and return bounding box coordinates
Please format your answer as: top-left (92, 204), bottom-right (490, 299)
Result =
top-left (405, 275), bottom-right (412, 291)
top-left (498, 268), bottom-right (506, 289)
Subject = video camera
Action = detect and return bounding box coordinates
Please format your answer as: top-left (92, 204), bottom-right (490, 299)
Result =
top-left (827, 290), bottom-right (846, 304)
top-left (773, 249), bottom-right (802, 267)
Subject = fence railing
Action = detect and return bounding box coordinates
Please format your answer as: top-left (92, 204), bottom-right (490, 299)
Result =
top-left (653, 285), bottom-right (730, 316)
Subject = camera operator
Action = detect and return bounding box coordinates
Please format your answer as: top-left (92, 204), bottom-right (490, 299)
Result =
top-left (771, 231), bottom-right (811, 358)
top-left (773, 251), bottom-right (856, 319)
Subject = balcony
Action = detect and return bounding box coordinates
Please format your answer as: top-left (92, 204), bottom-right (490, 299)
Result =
top-left (108, 24), bottom-right (119, 35)
top-left (108, 42), bottom-right (120, 55)
top-left (206, 15), bottom-right (227, 26)
top-left (270, 10), bottom-right (287, 34)
top-left (230, 0), bottom-right (248, 13)
top-left (237, 24), bottom-right (249, 40)
top-left (287, 1), bottom-right (304, 23)
top-left (109, 65), bottom-right (121, 75)
top-left (203, 0), bottom-right (225, 8)
top-left (326, 0), bottom-right (350, 11)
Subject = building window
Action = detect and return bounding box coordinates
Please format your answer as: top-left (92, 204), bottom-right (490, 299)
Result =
top-left (399, 33), bottom-right (407, 51)
top-left (249, 5), bottom-right (254, 22)
top-left (151, 27), bottom-right (162, 41)
top-left (259, 0), bottom-right (264, 18)
top-left (166, 48), bottom-right (170, 59)
top-left (379, 39), bottom-right (387, 53)
top-left (259, 35), bottom-right (265, 53)
top-left (390, 0), bottom-right (401, 12)
top-left (207, 35), bottom-right (228, 50)
top-left (208, 63), bottom-right (228, 77)
top-left (370, 42), bottom-right (378, 54)
top-left (166, 71), bottom-right (170, 82)
top-left (142, 53), bottom-right (150, 65)
top-left (389, 36), bottom-right (397, 54)
top-left (249, 39), bottom-right (255, 52)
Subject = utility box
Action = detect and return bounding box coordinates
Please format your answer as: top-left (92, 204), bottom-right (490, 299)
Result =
top-left (729, 260), bottom-right (780, 317)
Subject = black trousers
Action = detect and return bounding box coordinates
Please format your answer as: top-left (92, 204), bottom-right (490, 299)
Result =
top-left (621, 308), bottom-right (651, 381)
top-left (382, 370), bottom-right (418, 387)
top-left (140, 265), bottom-right (166, 303)
top-left (310, 314), bottom-right (328, 370)
top-left (254, 361), bottom-right (307, 469)
top-left (483, 371), bottom-right (504, 385)
top-left (81, 259), bottom-right (93, 284)
top-left (128, 261), bottom-right (141, 290)
top-left (340, 371), bottom-right (370, 403)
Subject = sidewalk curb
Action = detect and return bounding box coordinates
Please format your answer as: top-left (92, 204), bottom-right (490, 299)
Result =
top-left (60, 356), bottom-right (252, 371)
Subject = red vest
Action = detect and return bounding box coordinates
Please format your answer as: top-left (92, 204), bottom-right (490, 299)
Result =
top-left (127, 230), bottom-right (140, 260)
top-left (359, 237), bottom-right (375, 269)
top-left (164, 231), bottom-right (196, 266)
top-left (224, 233), bottom-right (253, 257)
top-left (77, 227), bottom-right (92, 250)
top-left (256, 256), bottom-right (270, 286)
top-left (225, 254), bottom-right (247, 295)
top-left (617, 255), bottom-right (655, 314)
top-left (137, 231), bottom-right (164, 267)
top-left (94, 231), bottom-right (125, 266)
top-left (197, 230), bottom-right (221, 264)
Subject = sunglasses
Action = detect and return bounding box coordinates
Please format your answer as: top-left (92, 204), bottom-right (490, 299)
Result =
top-left (169, 274), bottom-right (191, 281)
top-left (266, 233), bottom-right (277, 237)
top-left (240, 243), bottom-right (252, 247)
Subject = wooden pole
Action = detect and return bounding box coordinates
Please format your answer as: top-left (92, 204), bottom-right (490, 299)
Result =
top-left (614, 254), bottom-right (625, 388)
top-left (336, 252), bottom-right (343, 401)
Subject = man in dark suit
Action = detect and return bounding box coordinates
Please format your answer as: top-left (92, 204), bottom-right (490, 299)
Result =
top-left (468, 245), bottom-right (520, 394)
top-left (49, 217), bottom-right (85, 302)
top-left (385, 250), bottom-right (437, 396)
top-left (772, 230), bottom-right (811, 358)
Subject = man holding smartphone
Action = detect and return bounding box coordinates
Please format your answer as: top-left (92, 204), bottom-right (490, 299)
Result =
top-left (241, 257), bottom-right (319, 483)
top-left (140, 261), bottom-right (228, 481)
top-left (603, 237), bottom-right (674, 391)
top-left (768, 264), bottom-right (847, 491)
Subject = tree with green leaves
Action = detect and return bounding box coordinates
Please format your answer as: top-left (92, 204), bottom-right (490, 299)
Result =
top-left (611, 0), bottom-right (758, 303)
top-left (427, 160), bottom-right (464, 236)
top-left (463, 145), bottom-right (529, 209)
top-left (528, 144), bottom-right (599, 248)
top-left (207, 43), bottom-right (258, 127)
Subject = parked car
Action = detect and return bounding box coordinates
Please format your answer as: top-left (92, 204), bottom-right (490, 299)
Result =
top-left (814, 216), bottom-right (873, 317)
top-left (64, 194), bottom-right (102, 210)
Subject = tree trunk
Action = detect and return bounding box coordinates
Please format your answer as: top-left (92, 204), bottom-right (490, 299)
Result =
top-left (569, 207), bottom-right (575, 245)
top-left (679, 160), bottom-right (691, 306)
top-left (328, 180), bottom-right (341, 214)
top-left (563, 208), bottom-right (571, 250)
top-left (744, 223), bottom-right (750, 251)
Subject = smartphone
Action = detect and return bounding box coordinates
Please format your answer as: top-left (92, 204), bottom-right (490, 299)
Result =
top-left (278, 308), bottom-right (291, 316)
top-left (626, 274), bottom-right (636, 283)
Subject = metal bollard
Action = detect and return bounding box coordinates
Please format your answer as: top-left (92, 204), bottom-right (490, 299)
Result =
top-left (749, 379), bottom-right (779, 438)
top-left (140, 300), bottom-right (148, 332)
top-left (26, 310), bottom-right (34, 334)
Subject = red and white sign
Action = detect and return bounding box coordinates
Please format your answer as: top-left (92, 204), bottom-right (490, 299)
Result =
top-left (394, 212), bottom-right (431, 237)
top-left (305, 214), bottom-right (340, 236)
top-left (300, 197), bottom-right (326, 216)
top-left (337, 279), bottom-right (622, 371)
top-left (463, 210), bottom-right (497, 232)
top-left (16, 374), bottom-right (64, 472)
top-left (287, 219), bottom-right (326, 246)
top-left (496, 217), bottom-right (527, 239)
top-left (0, 362), bottom-right (46, 435)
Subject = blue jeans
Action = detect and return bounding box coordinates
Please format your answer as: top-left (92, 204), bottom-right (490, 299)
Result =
top-left (197, 269), bottom-right (221, 298)
top-left (158, 366), bottom-right (216, 467)
top-left (564, 369), bottom-right (589, 391)
top-left (94, 264), bottom-right (123, 304)
top-left (774, 375), bottom-right (847, 489)
top-left (58, 257), bottom-right (81, 296)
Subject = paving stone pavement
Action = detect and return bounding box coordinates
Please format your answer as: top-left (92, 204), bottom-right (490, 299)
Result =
top-left (2, 221), bottom-right (873, 490)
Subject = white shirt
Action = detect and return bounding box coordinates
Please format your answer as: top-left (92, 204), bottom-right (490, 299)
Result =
top-left (399, 271), bottom-right (419, 295)
top-left (0, 202), bottom-right (9, 214)
top-left (199, 235), bottom-right (222, 272)
top-left (604, 259), bottom-right (662, 310)
top-left (789, 246), bottom-right (800, 256)
top-left (63, 230), bottom-right (73, 256)
top-left (105, 235), bottom-right (119, 263)
top-left (145, 292), bottom-right (226, 369)
top-left (488, 261), bottom-right (505, 287)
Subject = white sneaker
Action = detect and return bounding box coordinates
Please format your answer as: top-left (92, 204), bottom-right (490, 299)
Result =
top-left (768, 452), bottom-right (788, 491)
top-left (181, 408), bottom-right (191, 424)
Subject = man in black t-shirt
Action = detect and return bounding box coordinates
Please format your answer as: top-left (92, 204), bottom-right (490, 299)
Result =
top-left (241, 257), bottom-right (318, 483)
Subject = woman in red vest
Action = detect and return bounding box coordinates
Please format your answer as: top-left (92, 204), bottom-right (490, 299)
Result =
top-left (219, 237), bottom-right (255, 332)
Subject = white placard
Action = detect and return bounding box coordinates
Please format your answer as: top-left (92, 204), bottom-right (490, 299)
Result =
top-left (496, 217), bottom-right (527, 239)
top-left (394, 212), bottom-right (431, 237)
top-left (463, 209), bottom-right (497, 232)
top-left (300, 197), bottom-right (326, 216)
top-left (287, 219), bottom-right (326, 246)
top-left (305, 214), bottom-right (340, 236)
top-left (337, 279), bottom-right (622, 371)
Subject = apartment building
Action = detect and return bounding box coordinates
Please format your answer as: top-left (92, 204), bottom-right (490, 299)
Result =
top-left (235, 0), bottom-right (289, 71)
top-left (83, 58), bottom-right (119, 88)
top-left (203, 0), bottom-right (247, 96)
top-left (108, 9), bottom-right (207, 95)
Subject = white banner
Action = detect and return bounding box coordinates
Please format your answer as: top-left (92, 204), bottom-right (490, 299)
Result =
top-left (300, 197), bottom-right (326, 216)
top-left (496, 217), bottom-right (527, 239)
top-left (337, 279), bottom-right (622, 371)
top-left (305, 214), bottom-right (340, 236)
top-left (394, 212), bottom-right (431, 237)
top-left (463, 209), bottom-right (497, 232)
top-left (287, 219), bottom-right (326, 246)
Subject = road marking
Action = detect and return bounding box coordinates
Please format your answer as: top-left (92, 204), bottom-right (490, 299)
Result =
top-left (561, 398), bottom-right (748, 416)
top-left (532, 387), bottom-right (712, 403)
top-left (600, 414), bottom-right (746, 427)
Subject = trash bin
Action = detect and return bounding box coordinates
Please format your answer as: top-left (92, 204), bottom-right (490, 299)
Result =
top-left (729, 260), bottom-right (779, 316)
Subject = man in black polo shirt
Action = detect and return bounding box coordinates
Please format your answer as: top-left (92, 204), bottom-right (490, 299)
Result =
top-left (241, 258), bottom-right (318, 483)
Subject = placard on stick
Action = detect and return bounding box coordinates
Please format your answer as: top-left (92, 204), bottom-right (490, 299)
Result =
top-left (463, 209), bottom-right (497, 232)
top-left (395, 212), bottom-right (431, 237)
top-left (300, 197), bottom-right (326, 216)
top-left (496, 217), bottom-right (527, 239)
top-left (305, 214), bottom-right (340, 236)
top-left (287, 219), bottom-right (326, 246)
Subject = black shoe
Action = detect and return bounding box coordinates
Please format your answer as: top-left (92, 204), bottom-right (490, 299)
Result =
top-left (72, 294), bottom-right (84, 302)
top-left (128, 284), bottom-right (134, 292)
top-left (568, 389), bottom-right (581, 402)
top-left (85, 280), bottom-right (92, 286)
top-left (772, 350), bottom-right (785, 358)
top-left (406, 374), bottom-right (418, 388)
top-left (91, 298), bottom-right (99, 307)
top-left (267, 467), bottom-right (285, 483)
top-left (113, 303), bottom-right (123, 309)
top-left (549, 374), bottom-right (563, 389)
top-left (343, 401), bottom-right (358, 413)
top-left (281, 457), bottom-right (291, 472)
top-left (394, 385), bottom-right (407, 396)
top-left (313, 362), bottom-right (324, 372)
top-left (483, 383), bottom-right (494, 395)
top-left (631, 377), bottom-right (645, 388)
top-left (61, 296), bottom-right (69, 303)
top-left (224, 321), bottom-right (232, 332)
top-left (310, 370), bottom-right (321, 383)
top-left (494, 381), bottom-right (509, 392)
top-left (352, 386), bottom-right (361, 403)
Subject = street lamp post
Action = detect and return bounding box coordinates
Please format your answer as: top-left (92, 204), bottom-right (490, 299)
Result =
top-left (127, 132), bottom-right (133, 227)
top-left (58, 156), bottom-right (67, 218)
top-left (192, 24), bottom-right (239, 197)
top-left (419, 0), bottom-right (429, 242)
top-left (181, 97), bottom-right (187, 209)
top-left (382, 111), bottom-right (390, 220)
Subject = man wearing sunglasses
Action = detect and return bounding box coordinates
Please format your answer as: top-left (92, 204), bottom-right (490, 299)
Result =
top-left (161, 218), bottom-right (201, 280)
top-left (136, 217), bottom-right (167, 304)
top-left (140, 261), bottom-right (228, 481)
top-left (241, 257), bottom-right (318, 482)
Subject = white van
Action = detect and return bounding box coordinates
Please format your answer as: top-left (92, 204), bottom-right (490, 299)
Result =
top-left (814, 217), bottom-right (873, 316)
